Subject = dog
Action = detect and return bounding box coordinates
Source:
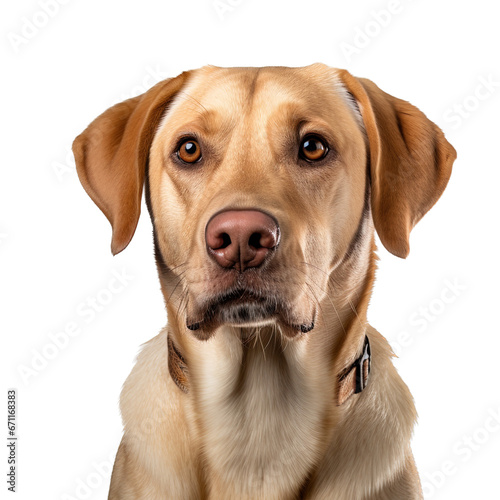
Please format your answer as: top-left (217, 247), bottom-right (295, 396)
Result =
top-left (73, 64), bottom-right (456, 499)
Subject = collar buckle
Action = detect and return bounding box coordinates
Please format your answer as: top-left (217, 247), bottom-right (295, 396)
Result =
top-left (354, 336), bottom-right (371, 394)
top-left (337, 335), bottom-right (371, 406)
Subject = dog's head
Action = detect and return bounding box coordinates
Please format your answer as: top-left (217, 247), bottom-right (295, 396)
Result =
top-left (73, 64), bottom-right (456, 340)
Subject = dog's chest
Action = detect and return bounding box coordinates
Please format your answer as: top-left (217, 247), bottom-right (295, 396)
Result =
top-left (190, 331), bottom-right (330, 498)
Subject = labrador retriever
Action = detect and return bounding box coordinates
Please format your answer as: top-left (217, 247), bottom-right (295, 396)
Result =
top-left (73, 64), bottom-right (456, 499)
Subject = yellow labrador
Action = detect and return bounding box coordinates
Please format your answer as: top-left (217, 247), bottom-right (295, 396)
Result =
top-left (73, 64), bottom-right (456, 499)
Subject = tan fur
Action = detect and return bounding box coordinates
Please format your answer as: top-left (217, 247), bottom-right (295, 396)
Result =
top-left (73, 64), bottom-right (456, 499)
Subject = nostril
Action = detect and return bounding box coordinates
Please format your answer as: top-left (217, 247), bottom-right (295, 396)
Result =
top-left (219, 233), bottom-right (231, 249)
top-left (254, 227), bottom-right (279, 250)
top-left (208, 232), bottom-right (231, 250)
top-left (248, 232), bottom-right (262, 249)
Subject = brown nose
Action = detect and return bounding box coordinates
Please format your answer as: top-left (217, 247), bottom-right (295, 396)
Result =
top-left (206, 210), bottom-right (280, 271)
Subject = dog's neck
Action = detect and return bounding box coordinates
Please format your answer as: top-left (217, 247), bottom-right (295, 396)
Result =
top-left (166, 232), bottom-right (375, 495)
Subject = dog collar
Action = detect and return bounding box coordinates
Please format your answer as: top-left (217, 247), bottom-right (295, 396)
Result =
top-left (337, 336), bottom-right (371, 405)
top-left (168, 333), bottom-right (371, 404)
top-left (168, 335), bottom-right (189, 393)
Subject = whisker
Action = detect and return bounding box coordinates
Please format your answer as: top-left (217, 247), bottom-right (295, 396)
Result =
top-left (168, 261), bottom-right (188, 273)
top-left (293, 265), bottom-right (348, 338)
top-left (252, 328), bottom-right (260, 350)
top-left (177, 91), bottom-right (208, 114)
top-left (322, 264), bottom-right (367, 332)
top-left (258, 328), bottom-right (268, 361)
top-left (347, 297), bottom-right (366, 330)
top-left (263, 327), bottom-right (274, 353)
top-left (165, 270), bottom-right (187, 306)
top-left (303, 281), bottom-right (323, 318)
top-left (178, 293), bottom-right (189, 324)
top-left (300, 261), bottom-right (330, 278)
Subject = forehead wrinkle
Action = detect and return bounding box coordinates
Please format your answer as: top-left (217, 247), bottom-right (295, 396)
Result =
top-left (258, 68), bottom-right (348, 119)
top-left (171, 110), bottom-right (223, 136)
top-left (245, 68), bottom-right (262, 111)
top-left (162, 103), bottom-right (234, 140)
top-left (265, 102), bottom-right (341, 138)
top-left (247, 72), bottom-right (334, 135)
top-left (177, 90), bottom-right (209, 114)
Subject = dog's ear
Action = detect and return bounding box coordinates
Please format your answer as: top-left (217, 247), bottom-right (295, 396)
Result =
top-left (73, 72), bottom-right (190, 255)
top-left (336, 70), bottom-right (456, 258)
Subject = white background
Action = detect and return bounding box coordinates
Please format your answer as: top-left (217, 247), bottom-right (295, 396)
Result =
top-left (2, 1), bottom-right (499, 499)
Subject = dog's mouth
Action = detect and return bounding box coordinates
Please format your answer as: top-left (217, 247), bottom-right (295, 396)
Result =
top-left (186, 287), bottom-right (315, 339)
top-left (188, 288), bottom-right (277, 329)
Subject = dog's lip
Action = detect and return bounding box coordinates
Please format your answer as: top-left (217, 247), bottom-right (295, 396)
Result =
top-left (186, 287), bottom-right (316, 338)
top-left (210, 287), bottom-right (268, 307)
top-left (186, 287), bottom-right (277, 329)
top-left (201, 287), bottom-right (273, 317)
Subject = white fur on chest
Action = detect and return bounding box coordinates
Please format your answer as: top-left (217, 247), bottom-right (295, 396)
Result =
top-left (188, 327), bottom-right (331, 499)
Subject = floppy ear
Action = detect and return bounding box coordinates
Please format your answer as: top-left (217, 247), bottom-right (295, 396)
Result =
top-left (336, 70), bottom-right (457, 258)
top-left (72, 72), bottom-right (190, 255)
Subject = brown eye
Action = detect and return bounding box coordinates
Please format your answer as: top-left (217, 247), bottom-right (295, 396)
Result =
top-left (300, 135), bottom-right (328, 162)
top-left (177, 139), bottom-right (201, 163)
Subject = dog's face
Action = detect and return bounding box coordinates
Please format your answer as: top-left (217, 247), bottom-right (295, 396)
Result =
top-left (73, 64), bottom-right (456, 340)
top-left (148, 65), bottom-right (367, 337)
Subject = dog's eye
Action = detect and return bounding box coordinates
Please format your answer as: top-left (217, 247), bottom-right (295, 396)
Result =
top-left (300, 135), bottom-right (328, 162)
top-left (177, 139), bottom-right (202, 163)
